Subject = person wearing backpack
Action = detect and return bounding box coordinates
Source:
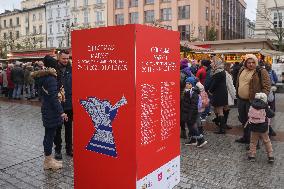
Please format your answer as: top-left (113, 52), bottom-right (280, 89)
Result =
top-left (247, 93), bottom-right (275, 163)
top-left (265, 63), bottom-right (278, 136)
top-left (224, 62), bottom-right (236, 129)
top-left (181, 77), bottom-right (208, 147)
top-left (208, 57), bottom-right (228, 134)
top-left (0, 66), bottom-right (3, 95)
top-left (196, 82), bottom-right (209, 134)
top-left (235, 54), bottom-right (271, 144)
top-left (180, 59), bottom-right (193, 139)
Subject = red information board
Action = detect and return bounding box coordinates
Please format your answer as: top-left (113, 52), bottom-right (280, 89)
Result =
top-left (72, 24), bottom-right (180, 189)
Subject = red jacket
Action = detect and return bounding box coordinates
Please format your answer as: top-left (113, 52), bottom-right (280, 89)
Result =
top-left (6, 68), bottom-right (14, 89)
top-left (196, 66), bottom-right (207, 84)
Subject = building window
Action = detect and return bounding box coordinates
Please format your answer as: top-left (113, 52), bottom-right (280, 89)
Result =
top-left (273, 12), bottom-right (282, 28)
top-left (26, 27), bottom-right (29, 35)
top-left (74, 17), bottom-right (78, 24)
top-left (84, 0), bottom-right (88, 6)
top-left (65, 8), bottom-right (68, 16)
top-left (178, 25), bottom-right (190, 41)
top-left (50, 39), bottom-right (53, 47)
top-left (115, 14), bottom-right (124, 25)
top-left (3, 33), bottom-right (6, 39)
top-left (96, 0), bottom-right (102, 3)
top-left (161, 0), bottom-right (171, 2)
top-left (211, 10), bottom-right (215, 23)
top-left (74, 0), bottom-right (77, 7)
top-left (129, 0), bottom-right (138, 7)
top-left (178, 5), bottom-right (190, 19)
top-left (216, 13), bottom-right (219, 25)
top-left (16, 31), bottom-right (20, 39)
top-left (10, 19), bottom-right (12, 27)
top-left (161, 8), bottom-right (172, 21)
top-left (33, 14), bottom-right (36, 21)
top-left (206, 7), bottom-right (209, 20)
top-left (39, 13), bottom-right (43, 21)
top-left (25, 16), bottom-right (29, 23)
top-left (129, 12), bottom-right (139, 24)
top-left (4, 20), bottom-right (6, 27)
top-left (16, 17), bottom-right (20, 25)
top-left (49, 10), bottom-right (52, 19)
top-left (145, 10), bottom-right (154, 23)
top-left (57, 9), bottom-right (60, 18)
top-left (84, 10), bottom-right (89, 24)
top-left (211, 0), bottom-right (215, 6)
top-left (49, 24), bottom-right (53, 34)
top-left (33, 26), bottom-right (36, 34)
top-left (9, 32), bottom-right (13, 39)
top-left (39, 25), bottom-right (42, 34)
top-left (274, 12), bottom-right (278, 20)
top-left (115, 0), bottom-right (124, 9)
top-left (145, 0), bottom-right (154, 4)
top-left (58, 23), bottom-right (61, 33)
top-left (96, 11), bottom-right (104, 22)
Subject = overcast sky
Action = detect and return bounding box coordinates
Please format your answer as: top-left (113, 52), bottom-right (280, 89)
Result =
top-left (0, 0), bottom-right (21, 13)
top-left (0, 0), bottom-right (257, 21)
top-left (245, 0), bottom-right (257, 21)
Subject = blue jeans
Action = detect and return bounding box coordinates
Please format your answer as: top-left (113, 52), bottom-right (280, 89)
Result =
top-left (12, 84), bottom-right (23, 99)
top-left (187, 113), bottom-right (202, 139)
top-left (26, 84), bottom-right (35, 98)
top-left (43, 127), bottom-right (57, 156)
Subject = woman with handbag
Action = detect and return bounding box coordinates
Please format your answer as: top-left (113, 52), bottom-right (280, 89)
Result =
top-left (32, 55), bottom-right (68, 170)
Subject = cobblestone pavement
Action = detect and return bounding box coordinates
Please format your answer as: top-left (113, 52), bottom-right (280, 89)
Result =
top-left (0, 94), bottom-right (284, 189)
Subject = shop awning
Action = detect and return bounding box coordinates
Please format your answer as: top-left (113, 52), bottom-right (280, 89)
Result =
top-left (180, 41), bottom-right (211, 52)
top-left (201, 49), bottom-right (284, 56)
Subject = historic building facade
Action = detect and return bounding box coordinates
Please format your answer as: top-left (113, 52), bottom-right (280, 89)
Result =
top-left (107, 0), bottom-right (222, 42)
top-left (46, 0), bottom-right (71, 48)
top-left (221, 0), bottom-right (246, 40)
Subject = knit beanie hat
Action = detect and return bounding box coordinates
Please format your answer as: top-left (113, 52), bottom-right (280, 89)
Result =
top-left (196, 82), bottom-right (204, 91)
top-left (43, 55), bottom-right (57, 69)
top-left (185, 77), bottom-right (197, 86)
top-left (245, 54), bottom-right (258, 66)
top-left (201, 60), bottom-right (211, 67)
top-left (180, 58), bottom-right (189, 69)
top-left (255, 92), bottom-right (267, 103)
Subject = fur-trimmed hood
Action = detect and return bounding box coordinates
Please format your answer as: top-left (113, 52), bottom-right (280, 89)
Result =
top-left (31, 68), bottom-right (57, 78)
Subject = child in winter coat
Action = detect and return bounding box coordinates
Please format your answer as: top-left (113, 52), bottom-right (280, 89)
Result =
top-left (247, 92), bottom-right (275, 163)
top-left (196, 82), bottom-right (209, 134)
top-left (181, 77), bottom-right (208, 148)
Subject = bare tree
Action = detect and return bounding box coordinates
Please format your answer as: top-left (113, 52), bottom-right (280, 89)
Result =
top-left (0, 36), bottom-right (8, 58)
top-left (21, 33), bottom-right (44, 50)
top-left (257, 0), bottom-right (284, 51)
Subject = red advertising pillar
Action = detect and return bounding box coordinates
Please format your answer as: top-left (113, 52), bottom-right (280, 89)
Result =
top-left (72, 24), bottom-right (180, 189)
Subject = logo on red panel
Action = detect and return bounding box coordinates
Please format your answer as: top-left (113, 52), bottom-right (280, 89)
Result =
top-left (80, 95), bottom-right (127, 158)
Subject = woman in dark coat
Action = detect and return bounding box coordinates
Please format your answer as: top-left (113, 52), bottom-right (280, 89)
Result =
top-left (32, 55), bottom-right (67, 170)
top-left (208, 57), bottom-right (228, 134)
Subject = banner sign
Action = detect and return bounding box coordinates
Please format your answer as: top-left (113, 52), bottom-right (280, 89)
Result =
top-left (72, 24), bottom-right (180, 189)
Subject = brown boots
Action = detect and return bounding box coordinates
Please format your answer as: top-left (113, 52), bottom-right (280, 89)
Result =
top-left (44, 155), bottom-right (63, 170)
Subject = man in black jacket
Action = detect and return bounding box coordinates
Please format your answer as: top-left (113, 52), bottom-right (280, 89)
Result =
top-left (11, 62), bottom-right (24, 99)
top-left (53, 50), bottom-right (73, 159)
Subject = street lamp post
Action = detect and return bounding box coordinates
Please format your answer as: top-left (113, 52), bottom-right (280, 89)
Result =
top-left (62, 22), bottom-right (74, 48)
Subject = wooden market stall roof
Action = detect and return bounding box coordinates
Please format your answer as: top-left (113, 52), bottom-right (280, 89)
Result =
top-left (180, 41), bottom-right (211, 52)
top-left (199, 49), bottom-right (284, 56)
top-left (189, 38), bottom-right (276, 51)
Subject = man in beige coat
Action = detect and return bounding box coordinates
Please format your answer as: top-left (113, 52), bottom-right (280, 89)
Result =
top-left (235, 54), bottom-right (271, 144)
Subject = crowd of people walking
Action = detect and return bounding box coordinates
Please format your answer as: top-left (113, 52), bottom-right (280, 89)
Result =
top-left (0, 50), bottom-right (73, 170)
top-left (180, 54), bottom-right (278, 163)
top-left (0, 51), bottom-right (280, 170)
